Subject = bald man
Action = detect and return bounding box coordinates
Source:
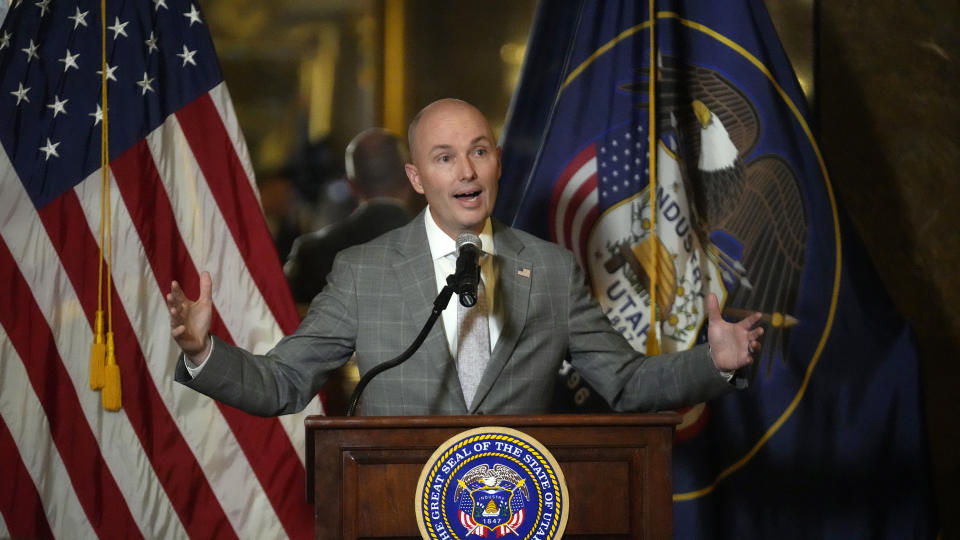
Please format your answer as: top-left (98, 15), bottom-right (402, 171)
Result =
top-left (168, 98), bottom-right (763, 416)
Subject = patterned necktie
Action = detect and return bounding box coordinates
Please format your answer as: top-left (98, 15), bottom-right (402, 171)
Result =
top-left (456, 279), bottom-right (489, 408)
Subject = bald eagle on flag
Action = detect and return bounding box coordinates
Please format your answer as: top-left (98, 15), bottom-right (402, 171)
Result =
top-left (623, 54), bottom-right (808, 376)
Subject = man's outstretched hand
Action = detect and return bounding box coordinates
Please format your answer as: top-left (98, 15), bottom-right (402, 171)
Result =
top-left (706, 292), bottom-right (764, 372)
top-left (166, 271), bottom-right (213, 365)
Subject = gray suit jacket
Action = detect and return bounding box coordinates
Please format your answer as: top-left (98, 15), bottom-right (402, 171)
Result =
top-left (176, 212), bottom-right (735, 416)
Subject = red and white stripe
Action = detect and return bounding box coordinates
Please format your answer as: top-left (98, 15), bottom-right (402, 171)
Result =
top-left (496, 508), bottom-right (525, 537)
top-left (0, 83), bottom-right (322, 540)
top-left (459, 510), bottom-right (486, 537)
top-left (548, 143), bottom-right (600, 269)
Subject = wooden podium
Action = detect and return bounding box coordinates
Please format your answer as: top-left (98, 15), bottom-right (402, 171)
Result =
top-left (305, 413), bottom-right (681, 539)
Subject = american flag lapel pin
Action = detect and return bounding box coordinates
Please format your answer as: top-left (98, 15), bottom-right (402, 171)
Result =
top-left (517, 267), bottom-right (531, 278)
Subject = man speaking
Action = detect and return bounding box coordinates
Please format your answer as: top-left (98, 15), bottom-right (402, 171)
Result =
top-left (167, 98), bottom-right (763, 416)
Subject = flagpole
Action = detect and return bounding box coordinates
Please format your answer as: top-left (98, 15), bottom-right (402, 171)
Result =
top-left (645, 0), bottom-right (660, 356)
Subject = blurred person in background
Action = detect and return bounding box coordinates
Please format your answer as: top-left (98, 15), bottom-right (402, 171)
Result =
top-left (257, 164), bottom-right (308, 263)
top-left (284, 127), bottom-right (422, 317)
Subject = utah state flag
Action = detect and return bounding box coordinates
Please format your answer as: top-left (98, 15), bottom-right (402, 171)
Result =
top-left (495, 1), bottom-right (937, 537)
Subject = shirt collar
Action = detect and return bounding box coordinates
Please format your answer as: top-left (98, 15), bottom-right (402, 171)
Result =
top-left (423, 206), bottom-right (495, 260)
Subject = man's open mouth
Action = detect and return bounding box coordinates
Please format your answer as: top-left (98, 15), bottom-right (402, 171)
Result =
top-left (454, 191), bottom-right (481, 200)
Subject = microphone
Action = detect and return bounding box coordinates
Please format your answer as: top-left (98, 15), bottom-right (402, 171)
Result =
top-left (454, 232), bottom-right (482, 307)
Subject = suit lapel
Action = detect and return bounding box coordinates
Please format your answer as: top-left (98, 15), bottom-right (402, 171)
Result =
top-left (469, 222), bottom-right (531, 412)
top-left (392, 213), bottom-right (467, 409)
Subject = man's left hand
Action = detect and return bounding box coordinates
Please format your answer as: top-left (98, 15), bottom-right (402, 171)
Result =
top-left (706, 292), bottom-right (764, 372)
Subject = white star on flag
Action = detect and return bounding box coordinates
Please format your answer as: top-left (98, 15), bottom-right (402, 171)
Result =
top-left (59, 49), bottom-right (80, 72)
top-left (177, 45), bottom-right (198, 66)
top-left (35, 0), bottom-right (51, 17)
top-left (97, 64), bottom-right (119, 82)
top-left (10, 82), bottom-right (30, 105)
top-left (183, 4), bottom-right (202, 25)
top-left (69, 7), bottom-right (89, 29)
top-left (145, 31), bottom-right (159, 54)
top-left (38, 137), bottom-right (60, 160)
top-left (136, 72), bottom-right (156, 95)
top-left (109, 17), bottom-right (129, 39)
top-left (46, 95), bottom-right (68, 117)
top-left (21, 39), bottom-right (39, 61)
top-left (89, 103), bottom-right (103, 125)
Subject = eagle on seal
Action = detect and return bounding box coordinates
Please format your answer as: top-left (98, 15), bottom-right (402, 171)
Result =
top-left (622, 54), bottom-right (807, 376)
top-left (454, 463), bottom-right (530, 501)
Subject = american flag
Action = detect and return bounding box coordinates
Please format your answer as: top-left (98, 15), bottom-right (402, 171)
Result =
top-left (0, 1), bottom-right (322, 538)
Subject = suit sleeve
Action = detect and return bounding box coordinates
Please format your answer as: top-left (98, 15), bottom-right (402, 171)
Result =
top-left (174, 254), bottom-right (359, 416)
top-left (563, 254), bottom-right (735, 412)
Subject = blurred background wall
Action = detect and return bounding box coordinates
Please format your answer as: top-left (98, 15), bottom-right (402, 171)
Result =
top-left (202, 0), bottom-right (958, 535)
top-left (816, 2), bottom-right (958, 537)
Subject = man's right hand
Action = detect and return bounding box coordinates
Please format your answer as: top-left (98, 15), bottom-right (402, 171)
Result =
top-left (166, 271), bottom-right (214, 365)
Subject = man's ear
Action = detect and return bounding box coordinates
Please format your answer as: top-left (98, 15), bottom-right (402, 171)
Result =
top-left (405, 163), bottom-right (425, 194)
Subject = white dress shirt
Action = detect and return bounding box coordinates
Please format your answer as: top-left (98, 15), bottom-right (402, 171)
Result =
top-left (422, 207), bottom-right (502, 356)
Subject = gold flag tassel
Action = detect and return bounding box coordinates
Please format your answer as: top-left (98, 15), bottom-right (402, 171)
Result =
top-left (100, 113), bottom-right (122, 411)
top-left (89, 310), bottom-right (106, 389)
top-left (644, 0), bottom-right (660, 356)
top-left (102, 331), bottom-right (122, 410)
top-left (98, 0), bottom-right (121, 411)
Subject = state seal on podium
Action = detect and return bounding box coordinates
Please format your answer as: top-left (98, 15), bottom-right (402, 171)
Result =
top-left (415, 427), bottom-right (569, 539)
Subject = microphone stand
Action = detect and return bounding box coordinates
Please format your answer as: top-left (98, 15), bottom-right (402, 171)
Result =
top-left (346, 275), bottom-right (457, 416)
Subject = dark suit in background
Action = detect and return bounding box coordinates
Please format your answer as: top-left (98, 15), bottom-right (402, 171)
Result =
top-left (285, 199), bottom-right (413, 304)
top-left (284, 127), bottom-right (421, 314)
